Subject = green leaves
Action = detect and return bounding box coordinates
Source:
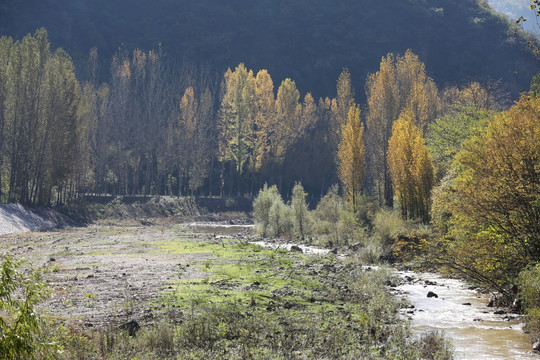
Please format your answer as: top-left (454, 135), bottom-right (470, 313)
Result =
top-left (436, 96), bottom-right (540, 289)
top-left (0, 255), bottom-right (55, 359)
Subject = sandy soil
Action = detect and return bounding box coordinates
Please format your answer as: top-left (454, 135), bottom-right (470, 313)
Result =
top-left (0, 204), bottom-right (57, 236)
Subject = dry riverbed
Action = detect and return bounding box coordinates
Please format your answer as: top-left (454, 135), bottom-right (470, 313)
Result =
top-left (0, 219), bottom-right (225, 328)
top-left (0, 218), bottom-right (452, 358)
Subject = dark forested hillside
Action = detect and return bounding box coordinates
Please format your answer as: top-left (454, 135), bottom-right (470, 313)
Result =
top-left (0, 0), bottom-right (537, 98)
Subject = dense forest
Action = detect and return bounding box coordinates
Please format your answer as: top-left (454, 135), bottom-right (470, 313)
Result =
top-left (0, 0), bottom-right (538, 98)
top-left (0, 28), bottom-right (516, 207)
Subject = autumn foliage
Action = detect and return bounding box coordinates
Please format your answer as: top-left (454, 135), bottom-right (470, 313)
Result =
top-left (337, 105), bottom-right (365, 212)
top-left (387, 112), bottom-right (434, 223)
top-left (433, 95), bottom-right (540, 289)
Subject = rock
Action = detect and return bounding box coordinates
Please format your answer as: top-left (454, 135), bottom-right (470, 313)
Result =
top-left (119, 320), bottom-right (140, 337)
top-left (487, 294), bottom-right (498, 307)
top-left (494, 309), bottom-right (506, 315)
top-left (424, 280), bottom-right (437, 286)
top-left (427, 291), bottom-right (438, 298)
top-left (533, 342), bottom-right (540, 351)
top-left (512, 298), bottom-right (522, 313)
top-left (330, 248), bottom-right (338, 254)
top-left (379, 253), bottom-right (396, 264)
top-left (283, 302), bottom-right (296, 309)
top-left (290, 245), bottom-right (303, 253)
top-left (473, 318), bottom-right (483, 322)
top-left (405, 276), bottom-right (414, 282)
top-left (462, 302), bottom-right (472, 306)
top-left (49, 257), bottom-right (56, 262)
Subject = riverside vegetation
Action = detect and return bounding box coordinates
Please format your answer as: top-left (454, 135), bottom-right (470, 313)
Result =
top-left (0, 206), bottom-right (453, 359)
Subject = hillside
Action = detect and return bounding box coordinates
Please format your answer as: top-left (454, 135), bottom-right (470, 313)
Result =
top-left (488, 0), bottom-right (539, 32)
top-left (0, 0), bottom-right (537, 98)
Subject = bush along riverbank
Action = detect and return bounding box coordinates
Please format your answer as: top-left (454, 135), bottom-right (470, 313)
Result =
top-left (0, 220), bottom-right (452, 359)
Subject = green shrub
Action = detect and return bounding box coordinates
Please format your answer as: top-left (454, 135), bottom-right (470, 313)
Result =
top-left (253, 184), bottom-right (280, 237)
top-left (253, 184), bottom-right (292, 238)
top-left (290, 182), bottom-right (312, 240)
top-left (268, 197), bottom-right (292, 238)
top-left (311, 184), bottom-right (369, 248)
top-left (372, 208), bottom-right (409, 248)
top-left (519, 265), bottom-right (540, 342)
top-left (357, 236), bottom-right (383, 264)
top-left (415, 331), bottom-right (454, 360)
top-left (313, 184), bottom-right (343, 244)
top-left (0, 255), bottom-right (57, 359)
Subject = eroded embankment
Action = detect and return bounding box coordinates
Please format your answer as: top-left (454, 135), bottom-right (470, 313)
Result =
top-left (0, 204), bottom-right (77, 236)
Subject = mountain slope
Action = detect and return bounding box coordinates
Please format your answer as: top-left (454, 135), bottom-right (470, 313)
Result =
top-left (488, 0), bottom-right (538, 32)
top-left (0, 0), bottom-right (537, 98)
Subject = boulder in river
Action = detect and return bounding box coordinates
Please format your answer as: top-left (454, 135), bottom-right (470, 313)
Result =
top-left (533, 342), bottom-right (540, 351)
top-left (427, 291), bottom-right (438, 298)
top-left (290, 245), bottom-right (303, 253)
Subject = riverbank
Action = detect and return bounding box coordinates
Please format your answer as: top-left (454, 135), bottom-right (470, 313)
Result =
top-left (0, 219), bottom-right (451, 359)
top-left (0, 203), bottom-right (79, 236)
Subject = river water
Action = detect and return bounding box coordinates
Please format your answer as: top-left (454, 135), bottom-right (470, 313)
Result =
top-left (395, 271), bottom-right (538, 359)
top-left (185, 222), bottom-right (539, 359)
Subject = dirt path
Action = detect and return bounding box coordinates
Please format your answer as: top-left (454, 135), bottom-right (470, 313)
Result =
top-left (0, 220), bottom-right (220, 329)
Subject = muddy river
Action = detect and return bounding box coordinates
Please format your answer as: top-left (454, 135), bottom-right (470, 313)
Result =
top-left (395, 271), bottom-right (538, 359)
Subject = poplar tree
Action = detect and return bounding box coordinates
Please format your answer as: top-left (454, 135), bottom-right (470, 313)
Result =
top-left (387, 112), bottom-right (434, 222)
top-left (218, 64), bottom-right (256, 195)
top-left (365, 50), bottom-right (438, 207)
top-left (337, 105), bottom-right (365, 212)
top-left (274, 78), bottom-right (301, 165)
top-left (0, 36), bottom-right (12, 202)
top-left (253, 69), bottom-right (276, 176)
top-left (1, 29), bottom-right (82, 205)
top-left (332, 68), bottom-right (355, 152)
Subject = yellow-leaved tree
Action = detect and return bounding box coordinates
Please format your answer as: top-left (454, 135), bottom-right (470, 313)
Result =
top-left (337, 105), bottom-right (365, 212)
top-left (434, 95), bottom-right (540, 290)
top-left (387, 112), bottom-right (434, 223)
top-left (365, 50), bottom-right (439, 207)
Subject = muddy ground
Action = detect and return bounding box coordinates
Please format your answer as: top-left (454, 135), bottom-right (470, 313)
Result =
top-left (0, 217), bottom-right (253, 330)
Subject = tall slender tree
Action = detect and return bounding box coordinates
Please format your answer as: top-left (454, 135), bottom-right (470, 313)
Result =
top-left (365, 50), bottom-right (438, 207)
top-left (387, 112), bottom-right (434, 222)
top-left (218, 64), bottom-right (256, 195)
top-left (337, 105), bottom-right (365, 212)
